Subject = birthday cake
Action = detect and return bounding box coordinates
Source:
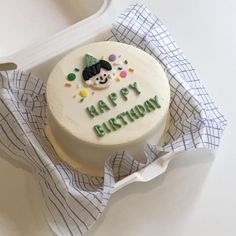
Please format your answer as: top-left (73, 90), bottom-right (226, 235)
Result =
top-left (46, 41), bottom-right (170, 176)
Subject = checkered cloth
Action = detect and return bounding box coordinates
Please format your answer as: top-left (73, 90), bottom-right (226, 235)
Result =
top-left (0, 4), bottom-right (226, 236)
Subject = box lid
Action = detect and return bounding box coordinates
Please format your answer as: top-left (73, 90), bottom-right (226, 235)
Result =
top-left (0, 0), bottom-right (105, 59)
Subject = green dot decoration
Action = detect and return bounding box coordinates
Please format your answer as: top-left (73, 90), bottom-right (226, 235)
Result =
top-left (67, 73), bottom-right (76, 81)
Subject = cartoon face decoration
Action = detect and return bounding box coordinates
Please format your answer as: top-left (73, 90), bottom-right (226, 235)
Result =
top-left (82, 54), bottom-right (113, 89)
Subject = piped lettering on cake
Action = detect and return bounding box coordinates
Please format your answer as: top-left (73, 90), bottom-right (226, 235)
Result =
top-left (84, 81), bottom-right (162, 138)
top-left (129, 82), bottom-right (141, 95)
top-left (93, 96), bottom-right (161, 137)
top-left (98, 100), bottom-right (110, 113)
top-left (108, 92), bottom-right (118, 106)
top-left (85, 82), bottom-right (142, 117)
top-left (86, 105), bottom-right (99, 118)
top-left (120, 87), bottom-right (129, 100)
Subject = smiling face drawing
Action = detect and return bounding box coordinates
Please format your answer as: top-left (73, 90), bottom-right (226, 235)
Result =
top-left (82, 56), bottom-right (113, 89)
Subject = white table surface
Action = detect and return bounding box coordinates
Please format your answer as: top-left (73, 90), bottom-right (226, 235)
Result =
top-left (0, 0), bottom-right (235, 235)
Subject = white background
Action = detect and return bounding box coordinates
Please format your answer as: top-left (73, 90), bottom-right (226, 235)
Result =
top-left (0, 0), bottom-right (235, 235)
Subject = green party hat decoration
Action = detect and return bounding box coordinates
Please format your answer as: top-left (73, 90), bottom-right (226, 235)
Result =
top-left (85, 54), bottom-right (99, 67)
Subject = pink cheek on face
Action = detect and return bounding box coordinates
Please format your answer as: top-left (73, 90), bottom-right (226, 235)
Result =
top-left (120, 70), bottom-right (127, 78)
top-left (91, 76), bottom-right (99, 84)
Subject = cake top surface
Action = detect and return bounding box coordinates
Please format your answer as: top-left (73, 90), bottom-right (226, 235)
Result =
top-left (46, 41), bottom-right (170, 146)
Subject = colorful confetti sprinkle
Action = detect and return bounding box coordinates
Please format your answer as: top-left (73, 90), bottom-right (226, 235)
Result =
top-left (73, 94), bottom-right (77, 98)
top-left (79, 88), bottom-right (89, 97)
top-left (124, 60), bottom-right (128, 65)
top-left (118, 66), bottom-right (123, 70)
top-left (115, 76), bottom-right (120, 81)
top-left (91, 91), bottom-right (95, 95)
top-left (120, 70), bottom-right (127, 78)
top-left (74, 67), bottom-right (80, 72)
top-left (128, 68), bottom-right (134, 72)
top-left (108, 54), bottom-right (117, 62)
top-left (67, 73), bottom-right (76, 81)
top-left (79, 98), bottom-right (84, 103)
top-left (64, 83), bottom-right (72, 87)
top-left (113, 62), bottom-right (122, 67)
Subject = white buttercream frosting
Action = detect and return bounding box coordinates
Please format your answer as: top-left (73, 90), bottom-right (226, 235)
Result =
top-left (46, 41), bottom-right (170, 176)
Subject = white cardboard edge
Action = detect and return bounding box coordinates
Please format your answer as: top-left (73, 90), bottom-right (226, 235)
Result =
top-left (1, 0), bottom-right (135, 70)
top-left (2, 0), bottom-right (178, 193)
top-left (113, 152), bottom-right (177, 193)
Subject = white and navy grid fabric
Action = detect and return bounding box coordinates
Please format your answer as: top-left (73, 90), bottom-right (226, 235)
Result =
top-left (0, 4), bottom-right (226, 236)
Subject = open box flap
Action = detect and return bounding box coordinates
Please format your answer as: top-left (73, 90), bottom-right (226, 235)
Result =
top-left (0, 0), bottom-right (133, 71)
top-left (0, 0), bottom-right (106, 58)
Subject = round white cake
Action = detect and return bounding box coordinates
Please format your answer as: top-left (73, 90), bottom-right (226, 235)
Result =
top-left (46, 41), bottom-right (170, 176)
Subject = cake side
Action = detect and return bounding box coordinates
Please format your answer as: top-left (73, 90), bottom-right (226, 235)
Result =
top-left (46, 106), bottom-right (169, 175)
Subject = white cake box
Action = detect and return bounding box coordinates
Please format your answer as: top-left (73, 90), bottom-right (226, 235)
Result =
top-left (0, 0), bottom-right (182, 193)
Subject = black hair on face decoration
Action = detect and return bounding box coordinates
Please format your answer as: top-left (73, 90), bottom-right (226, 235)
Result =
top-left (83, 60), bottom-right (112, 81)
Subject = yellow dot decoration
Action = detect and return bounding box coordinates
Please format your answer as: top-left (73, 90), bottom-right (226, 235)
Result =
top-left (79, 88), bottom-right (89, 97)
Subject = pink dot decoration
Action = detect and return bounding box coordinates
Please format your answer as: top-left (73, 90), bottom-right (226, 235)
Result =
top-left (120, 70), bottom-right (127, 78)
